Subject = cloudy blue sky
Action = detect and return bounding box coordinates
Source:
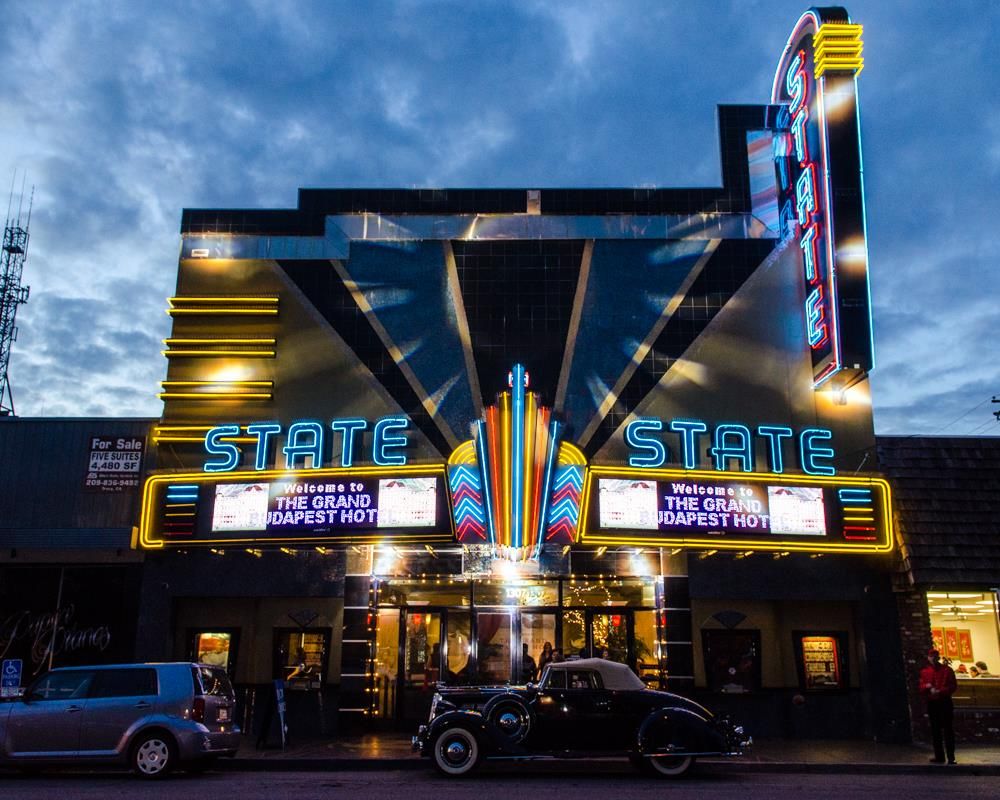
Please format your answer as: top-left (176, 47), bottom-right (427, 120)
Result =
top-left (0, 0), bottom-right (996, 435)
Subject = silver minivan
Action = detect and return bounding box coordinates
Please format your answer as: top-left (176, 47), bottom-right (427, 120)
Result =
top-left (0, 662), bottom-right (241, 778)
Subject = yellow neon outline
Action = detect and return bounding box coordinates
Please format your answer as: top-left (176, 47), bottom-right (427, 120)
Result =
top-left (447, 440), bottom-right (477, 466)
top-left (164, 338), bottom-right (277, 345)
top-left (558, 441), bottom-right (587, 466)
top-left (164, 350), bottom-right (276, 358)
top-left (161, 381), bottom-right (273, 387)
top-left (158, 393), bottom-right (273, 400)
top-left (137, 463), bottom-right (454, 550)
top-left (154, 437), bottom-right (258, 444)
top-left (813, 22), bottom-right (863, 77)
top-left (166, 309), bottom-right (279, 316)
top-left (155, 425), bottom-right (257, 444)
top-left (155, 425), bottom-right (218, 431)
top-left (168, 296), bottom-right (280, 305)
top-left (577, 466), bottom-right (893, 554)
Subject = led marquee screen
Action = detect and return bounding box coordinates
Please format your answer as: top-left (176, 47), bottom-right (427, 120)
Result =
top-left (598, 478), bottom-right (827, 537)
top-left (582, 468), bottom-right (892, 553)
top-left (138, 465), bottom-right (453, 548)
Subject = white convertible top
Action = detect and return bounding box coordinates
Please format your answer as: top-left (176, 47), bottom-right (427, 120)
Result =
top-left (545, 658), bottom-right (645, 690)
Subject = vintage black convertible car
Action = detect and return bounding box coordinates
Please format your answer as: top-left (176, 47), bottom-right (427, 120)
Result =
top-left (413, 658), bottom-right (749, 777)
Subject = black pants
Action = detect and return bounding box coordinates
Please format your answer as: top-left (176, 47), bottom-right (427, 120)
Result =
top-left (927, 698), bottom-right (955, 761)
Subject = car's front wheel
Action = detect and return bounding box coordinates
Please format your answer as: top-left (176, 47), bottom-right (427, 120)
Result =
top-left (432, 726), bottom-right (481, 777)
top-left (130, 731), bottom-right (177, 779)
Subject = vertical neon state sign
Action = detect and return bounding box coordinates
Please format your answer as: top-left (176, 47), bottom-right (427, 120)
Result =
top-left (771, 9), bottom-right (873, 389)
top-left (785, 49), bottom-right (828, 354)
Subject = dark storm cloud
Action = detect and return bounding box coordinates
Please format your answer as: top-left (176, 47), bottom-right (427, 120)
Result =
top-left (0, 0), bottom-right (996, 436)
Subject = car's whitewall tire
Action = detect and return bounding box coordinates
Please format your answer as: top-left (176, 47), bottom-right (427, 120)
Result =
top-left (647, 754), bottom-right (695, 777)
top-left (432, 727), bottom-right (481, 777)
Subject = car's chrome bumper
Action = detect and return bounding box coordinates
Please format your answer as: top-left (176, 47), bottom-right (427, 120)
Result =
top-left (412, 725), bottom-right (428, 753)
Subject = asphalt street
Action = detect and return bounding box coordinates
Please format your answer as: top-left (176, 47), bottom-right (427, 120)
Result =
top-left (0, 767), bottom-right (995, 799)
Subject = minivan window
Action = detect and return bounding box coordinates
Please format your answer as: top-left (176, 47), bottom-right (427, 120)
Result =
top-left (194, 666), bottom-right (234, 697)
top-left (28, 670), bottom-right (94, 701)
top-left (89, 668), bottom-right (157, 699)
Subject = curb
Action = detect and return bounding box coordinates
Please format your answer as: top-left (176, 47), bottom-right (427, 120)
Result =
top-left (218, 757), bottom-right (1000, 776)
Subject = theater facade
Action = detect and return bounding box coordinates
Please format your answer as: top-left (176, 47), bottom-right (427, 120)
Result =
top-left (133, 7), bottom-right (914, 739)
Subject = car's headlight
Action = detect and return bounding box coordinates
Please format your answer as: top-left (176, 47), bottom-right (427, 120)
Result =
top-left (430, 692), bottom-right (442, 719)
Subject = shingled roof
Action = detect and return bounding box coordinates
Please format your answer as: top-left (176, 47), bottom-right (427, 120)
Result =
top-left (877, 435), bottom-right (1000, 587)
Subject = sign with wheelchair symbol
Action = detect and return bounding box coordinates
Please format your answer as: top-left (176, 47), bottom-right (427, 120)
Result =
top-left (1, 659), bottom-right (23, 698)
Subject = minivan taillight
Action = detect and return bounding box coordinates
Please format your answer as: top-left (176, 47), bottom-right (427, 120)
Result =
top-left (192, 697), bottom-right (206, 723)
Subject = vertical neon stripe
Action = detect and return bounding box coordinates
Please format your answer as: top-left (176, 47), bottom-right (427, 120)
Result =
top-left (816, 72), bottom-right (842, 384)
top-left (530, 408), bottom-right (550, 556)
top-left (500, 392), bottom-right (512, 549)
top-left (521, 389), bottom-right (537, 556)
top-left (534, 419), bottom-right (561, 559)
top-left (511, 365), bottom-right (525, 551)
top-left (487, 407), bottom-right (503, 545)
top-left (475, 420), bottom-right (496, 545)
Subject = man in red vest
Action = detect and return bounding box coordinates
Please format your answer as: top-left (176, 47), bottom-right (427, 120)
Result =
top-left (919, 648), bottom-right (957, 764)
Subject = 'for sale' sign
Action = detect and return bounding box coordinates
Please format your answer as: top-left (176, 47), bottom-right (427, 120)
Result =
top-left (84, 436), bottom-right (145, 493)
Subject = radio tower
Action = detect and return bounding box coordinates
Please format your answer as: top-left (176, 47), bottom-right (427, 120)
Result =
top-left (0, 174), bottom-right (32, 416)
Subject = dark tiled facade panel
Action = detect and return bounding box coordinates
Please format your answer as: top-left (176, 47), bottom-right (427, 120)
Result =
top-left (877, 436), bottom-right (1000, 585)
top-left (585, 238), bottom-right (777, 455)
top-left (452, 239), bottom-right (585, 406)
top-left (277, 259), bottom-right (450, 456)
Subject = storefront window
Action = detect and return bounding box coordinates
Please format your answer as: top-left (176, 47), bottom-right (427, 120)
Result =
top-left (701, 629), bottom-right (761, 693)
top-left (562, 578), bottom-right (654, 608)
top-left (562, 608), bottom-right (586, 658)
top-left (374, 610), bottom-right (400, 718)
top-left (378, 580), bottom-right (470, 607)
top-left (927, 591), bottom-right (1000, 707)
top-left (590, 612), bottom-right (627, 663)
top-left (403, 612), bottom-right (440, 689)
top-left (191, 630), bottom-right (238, 673)
top-left (273, 628), bottom-right (330, 690)
top-left (634, 610), bottom-right (660, 685)
top-left (401, 612), bottom-right (440, 720)
top-left (522, 612), bottom-right (556, 681)
top-left (476, 611), bottom-right (511, 683)
top-left (445, 612), bottom-right (472, 684)
top-left (793, 632), bottom-right (847, 691)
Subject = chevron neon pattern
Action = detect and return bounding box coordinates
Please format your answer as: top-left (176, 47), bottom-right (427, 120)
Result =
top-left (445, 366), bottom-right (593, 560)
top-left (546, 465), bottom-right (583, 543)
top-left (449, 464), bottom-right (488, 543)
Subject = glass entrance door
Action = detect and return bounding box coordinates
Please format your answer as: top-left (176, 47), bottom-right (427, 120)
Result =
top-left (520, 612), bottom-right (557, 681)
top-left (401, 612), bottom-right (440, 721)
top-left (475, 611), bottom-right (511, 684)
top-left (590, 611), bottom-right (630, 664)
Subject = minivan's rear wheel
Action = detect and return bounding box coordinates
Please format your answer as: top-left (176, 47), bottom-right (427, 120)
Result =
top-left (131, 732), bottom-right (176, 779)
top-left (432, 727), bottom-right (481, 777)
top-left (647, 754), bottom-right (695, 777)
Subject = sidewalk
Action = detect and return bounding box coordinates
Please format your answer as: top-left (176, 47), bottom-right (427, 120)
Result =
top-left (224, 734), bottom-right (1000, 774)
